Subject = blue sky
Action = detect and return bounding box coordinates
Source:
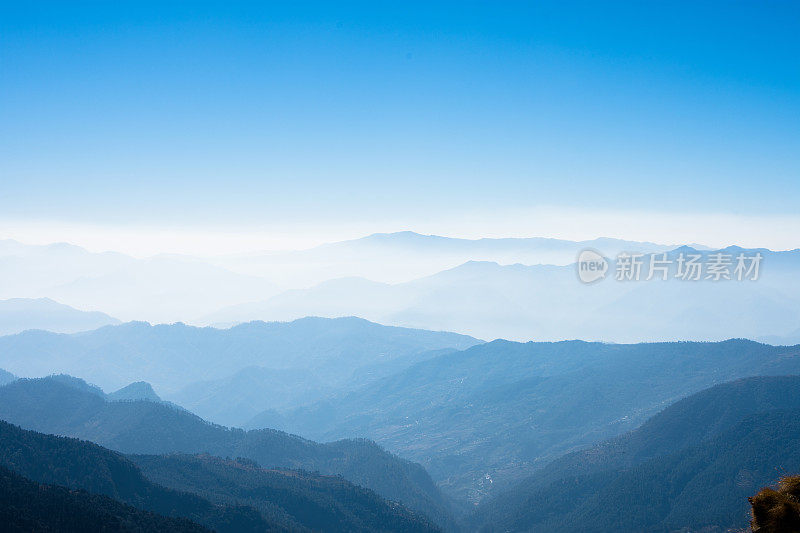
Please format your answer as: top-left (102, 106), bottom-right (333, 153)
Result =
top-left (1, 2), bottom-right (799, 253)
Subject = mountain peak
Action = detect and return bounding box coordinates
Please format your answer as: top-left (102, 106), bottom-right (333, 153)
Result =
top-left (42, 374), bottom-right (106, 397)
top-left (108, 381), bottom-right (161, 402)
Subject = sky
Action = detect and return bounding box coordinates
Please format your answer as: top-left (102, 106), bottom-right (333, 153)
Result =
top-left (1, 1), bottom-right (799, 255)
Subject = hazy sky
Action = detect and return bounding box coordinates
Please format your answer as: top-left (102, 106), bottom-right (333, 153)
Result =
top-left (2, 2), bottom-right (799, 254)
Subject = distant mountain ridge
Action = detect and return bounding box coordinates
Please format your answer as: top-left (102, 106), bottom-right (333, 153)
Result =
top-left (203, 245), bottom-right (800, 342)
top-left (0, 239), bottom-right (278, 323)
top-left (0, 233), bottom-right (701, 325)
top-left (0, 297), bottom-right (120, 335)
top-left (0, 316), bottom-right (480, 397)
top-left (5, 234), bottom-right (797, 342)
top-left (211, 231), bottom-right (697, 287)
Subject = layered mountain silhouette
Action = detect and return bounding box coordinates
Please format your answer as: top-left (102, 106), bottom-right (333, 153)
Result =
top-left (256, 339), bottom-right (800, 502)
top-left (203, 246), bottom-right (800, 342)
top-left (4, 234), bottom-right (800, 530)
top-left (0, 375), bottom-right (454, 528)
top-left (0, 419), bottom-right (276, 531)
top-left (0, 465), bottom-right (210, 532)
top-left (131, 453), bottom-right (440, 532)
top-left (1, 234), bottom-right (724, 339)
top-left (472, 376), bottom-right (800, 532)
top-left (0, 316), bottom-right (479, 400)
top-left (0, 418), bottom-right (438, 532)
top-left (0, 239), bottom-right (278, 323)
top-left (209, 231), bottom-right (684, 287)
top-left (4, 235), bottom-right (798, 342)
top-left (0, 297), bottom-right (120, 335)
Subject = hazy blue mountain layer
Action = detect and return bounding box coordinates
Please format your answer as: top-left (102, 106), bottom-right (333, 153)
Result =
top-left (0, 316), bottom-right (480, 398)
top-left (0, 297), bottom-right (120, 335)
top-left (258, 339), bottom-right (800, 502)
top-left (205, 246), bottom-right (800, 342)
top-left (0, 239), bottom-right (278, 324)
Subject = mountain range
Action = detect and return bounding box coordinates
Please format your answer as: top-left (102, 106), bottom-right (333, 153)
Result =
top-left (3, 369), bottom-right (798, 531)
top-left (472, 376), bottom-right (800, 531)
top-left (0, 416), bottom-right (438, 532)
top-left (0, 375), bottom-right (454, 529)
top-left (5, 315), bottom-right (800, 508)
top-left (3, 234), bottom-right (799, 343)
top-left (0, 239), bottom-right (278, 323)
top-left (3, 353), bottom-right (799, 530)
top-left (0, 297), bottom-right (120, 336)
top-left (209, 232), bottom-right (687, 287)
top-left (0, 418), bottom-right (270, 532)
top-left (256, 339), bottom-right (800, 502)
top-left (202, 246), bottom-right (800, 342)
top-left (0, 233), bottom-right (732, 341)
top-left (0, 316), bottom-right (479, 399)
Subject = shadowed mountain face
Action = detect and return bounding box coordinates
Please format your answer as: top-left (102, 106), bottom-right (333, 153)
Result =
top-left (131, 454), bottom-right (440, 533)
top-left (473, 376), bottom-right (800, 532)
top-left (0, 465), bottom-right (211, 533)
top-left (0, 418), bottom-right (438, 532)
top-left (0, 419), bottom-right (274, 532)
top-left (256, 339), bottom-right (800, 502)
top-left (518, 375), bottom-right (800, 485)
top-left (0, 376), bottom-right (454, 529)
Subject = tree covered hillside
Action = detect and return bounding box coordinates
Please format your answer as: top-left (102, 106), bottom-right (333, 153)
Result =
top-left (474, 377), bottom-right (800, 532)
top-left (0, 376), bottom-right (452, 529)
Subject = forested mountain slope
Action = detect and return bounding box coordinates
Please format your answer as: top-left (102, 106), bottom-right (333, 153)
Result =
top-left (0, 465), bottom-right (210, 533)
top-left (473, 377), bottom-right (800, 532)
top-left (263, 340), bottom-right (800, 501)
top-left (0, 376), bottom-right (452, 528)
